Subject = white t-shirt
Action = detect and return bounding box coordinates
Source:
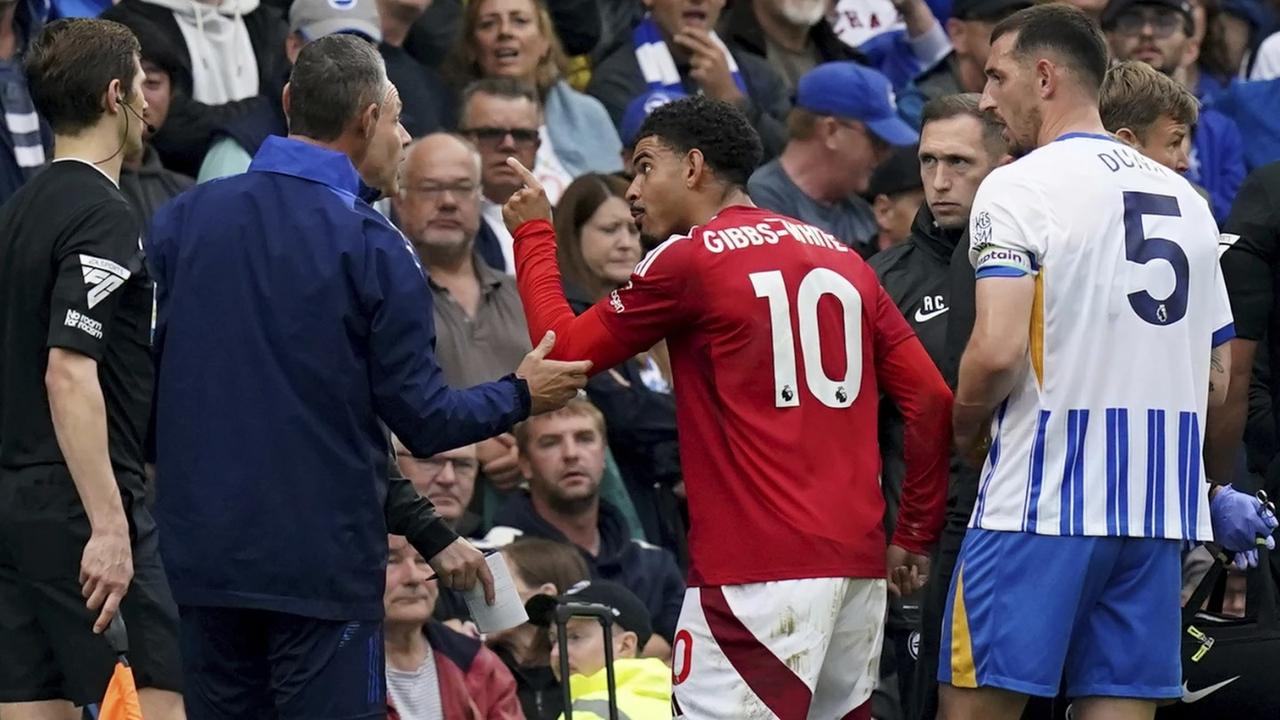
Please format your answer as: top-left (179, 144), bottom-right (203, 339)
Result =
top-left (534, 125), bottom-right (573, 206)
top-left (1249, 30), bottom-right (1280, 80)
top-left (967, 133), bottom-right (1233, 542)
top-left (386, 648), bottom-right (444, 720)
top-left (482, 200), bottom-right (516, 275)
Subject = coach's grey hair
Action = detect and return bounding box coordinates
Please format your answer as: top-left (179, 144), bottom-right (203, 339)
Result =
top-left (287, 34), bottom-right (387, 142)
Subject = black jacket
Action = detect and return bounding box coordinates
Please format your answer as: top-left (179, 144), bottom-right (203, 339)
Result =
top-left (871, 205), bottom-right (979, 524)
top-left (719, 0), bottom-right (865, 83)
top-left (101, 0), bottom-right (289, 177)
top-left (405, 0), bottom-right (601, 69)
top-left (120, 146), bottom-right (194, 232)
top-left (491, 491), bottom-right (685, 641)
top-left (585, 37), bottom-right (791, 160)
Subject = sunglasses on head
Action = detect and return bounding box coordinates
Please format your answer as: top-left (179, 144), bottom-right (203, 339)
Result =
top-left (1113, 7), bottom-right (1186, 37)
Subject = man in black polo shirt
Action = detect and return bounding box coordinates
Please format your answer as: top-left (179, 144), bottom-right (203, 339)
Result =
top-left (0, 18), bottom-right (184, 719)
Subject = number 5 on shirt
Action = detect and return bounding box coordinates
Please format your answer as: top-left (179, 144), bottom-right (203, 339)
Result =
top-left (1123, 191), bottom-right (1188, 326)
top-left (751, 268), bottom-right (863, 409)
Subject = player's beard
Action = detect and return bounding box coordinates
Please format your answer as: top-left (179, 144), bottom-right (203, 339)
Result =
top-left (1006, 105), bottom-right (1042, 158)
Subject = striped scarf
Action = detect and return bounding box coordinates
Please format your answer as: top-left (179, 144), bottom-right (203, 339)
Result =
top-left (1, 61), bottom-right (46, 179)
top-left (631, 14), bottom-right (747, 96)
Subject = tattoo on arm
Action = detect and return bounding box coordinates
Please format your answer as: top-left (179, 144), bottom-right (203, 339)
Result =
top-left (1211, 347), bottom-right (1225, 376)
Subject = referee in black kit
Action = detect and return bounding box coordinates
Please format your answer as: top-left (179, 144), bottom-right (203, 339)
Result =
top-left (1210, 160), bottom-right (1280, 599)
top-left (0, 19), bottom-right (183, 719)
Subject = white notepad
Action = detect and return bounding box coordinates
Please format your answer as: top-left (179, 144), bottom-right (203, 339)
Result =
top-left (463, 552), bottom-right (528, 633)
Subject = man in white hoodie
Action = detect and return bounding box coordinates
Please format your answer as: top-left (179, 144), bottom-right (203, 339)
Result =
top-left (102, 0), bottom-right (289, 176)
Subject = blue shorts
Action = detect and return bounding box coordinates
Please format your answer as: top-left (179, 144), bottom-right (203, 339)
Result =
top-left (938, 529), bottom-right (1182, 700)
top-left (178, 606), bottom-right (385, 719)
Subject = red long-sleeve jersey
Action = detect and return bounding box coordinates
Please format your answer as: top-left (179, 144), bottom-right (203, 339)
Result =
top-left (514, 206), bottom-right (951, 586)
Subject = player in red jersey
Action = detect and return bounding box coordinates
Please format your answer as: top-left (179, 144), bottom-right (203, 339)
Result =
top-left (503, 96), bottom-right (951, 719)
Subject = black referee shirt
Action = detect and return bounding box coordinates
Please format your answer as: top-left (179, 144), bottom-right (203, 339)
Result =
top-left (0, 160), bottom-right (151, 477)
top-left (1221, 163), bottom-right (1280, 347)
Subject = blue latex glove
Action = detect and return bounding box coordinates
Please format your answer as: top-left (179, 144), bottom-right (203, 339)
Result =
top-left (1210, 485), bottom-right (1278, 569)
top-left (1233, 548), bottom-right (1260, 569)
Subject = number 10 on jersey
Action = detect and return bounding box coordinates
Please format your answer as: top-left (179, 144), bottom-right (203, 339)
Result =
top-left (751, 268), bottom-right (863, 409)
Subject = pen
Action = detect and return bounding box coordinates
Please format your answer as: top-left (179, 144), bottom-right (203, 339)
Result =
top-left (423, 548), bottom-right (499, 583)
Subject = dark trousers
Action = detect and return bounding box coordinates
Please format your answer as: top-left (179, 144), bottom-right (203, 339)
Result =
top-left (907, 509), bottom-right (968, 720)
top-left (179, 606), bottom-right (386, 720)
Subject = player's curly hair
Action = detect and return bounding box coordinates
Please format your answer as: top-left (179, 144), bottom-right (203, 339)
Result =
top-left (634, 95), bottom-right (763, 189)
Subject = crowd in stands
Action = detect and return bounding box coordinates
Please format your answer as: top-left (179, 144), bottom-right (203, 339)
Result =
top-left (4, 0), bottom-right (1280, 716)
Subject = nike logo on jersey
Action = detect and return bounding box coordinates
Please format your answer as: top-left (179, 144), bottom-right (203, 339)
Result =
top-left (1181, 676), bottom-right (1240, 703)
top-left (79, 254), bottom-right (131, 309)
top-left (914, 306), bottom-right (949, 323)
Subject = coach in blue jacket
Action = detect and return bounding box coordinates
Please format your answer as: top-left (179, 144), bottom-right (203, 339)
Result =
top-left (147, 35), bottom-right (589, 719)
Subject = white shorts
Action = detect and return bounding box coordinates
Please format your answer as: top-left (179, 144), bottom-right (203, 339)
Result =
top-left (670, 577), bottom-right (886, 720)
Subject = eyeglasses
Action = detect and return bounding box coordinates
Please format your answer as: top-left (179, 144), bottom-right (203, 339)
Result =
top-left (419, 456), bottom-right (480, 480)
top-left (462, 126), bottom-right (540, 149)
top-left (1113, 8), bottom-right (1185, 38)
top-left (403, 182), bottom-right (480, 202)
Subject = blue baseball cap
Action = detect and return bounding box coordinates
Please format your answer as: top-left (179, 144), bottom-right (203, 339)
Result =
top-left (795, 62), bottom-right (918, 147)
top-left (620, 89), bottom-right (686, 147)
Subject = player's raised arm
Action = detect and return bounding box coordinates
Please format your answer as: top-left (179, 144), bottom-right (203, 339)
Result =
top-left (503, 157), bottom-right (688, 373)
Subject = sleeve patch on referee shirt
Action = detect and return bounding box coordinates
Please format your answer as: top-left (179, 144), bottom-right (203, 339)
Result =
top-left (64, 309), bottom-right (104, 339)
top-left (79, 254), bottom-right (131, 309)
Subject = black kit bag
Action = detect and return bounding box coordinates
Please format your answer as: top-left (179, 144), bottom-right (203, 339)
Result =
top-left (1157, 547), bottom-right (1280, 719)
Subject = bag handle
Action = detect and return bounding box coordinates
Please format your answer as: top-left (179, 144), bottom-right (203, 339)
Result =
top-left (556, 603), bottom-right (621, 720)
top-left (1183, 546), bottom-right (1280, 627)
top-left (1251, 546), bottom-right (1279, 627)
top-left (1182, 554), bottom-right (1226, 626)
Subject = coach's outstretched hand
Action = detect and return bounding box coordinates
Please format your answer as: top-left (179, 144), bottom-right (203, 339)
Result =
top-left (502, 157), bottom-right (553, 233)
top-left (429, 537), bottom-right (496, 605)
top-left (517, 331), bottom-right (592, 415)
top-left (886, 544), bottom-right (930, 598)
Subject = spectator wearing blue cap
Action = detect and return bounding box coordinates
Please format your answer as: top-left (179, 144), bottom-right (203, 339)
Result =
top-left (585, 0), bottom-right (792, 159)
top-left (1104, 0), bottom-right (1245, 222)
top-left (748, 61), bottom-right (917, 255)
top-left (895, 0), bottom-right (1030, 127)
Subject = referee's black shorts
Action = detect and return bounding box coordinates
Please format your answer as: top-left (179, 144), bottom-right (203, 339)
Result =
top-left (0, 464), bottom-right (183, 705)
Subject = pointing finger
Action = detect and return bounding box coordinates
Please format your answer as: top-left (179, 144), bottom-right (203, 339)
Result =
top-left (505, 157), bottom-right (544, 193)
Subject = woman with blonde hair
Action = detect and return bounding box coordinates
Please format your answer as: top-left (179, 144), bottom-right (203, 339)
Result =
top-left (448, 0), bottom-right (622, 202)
